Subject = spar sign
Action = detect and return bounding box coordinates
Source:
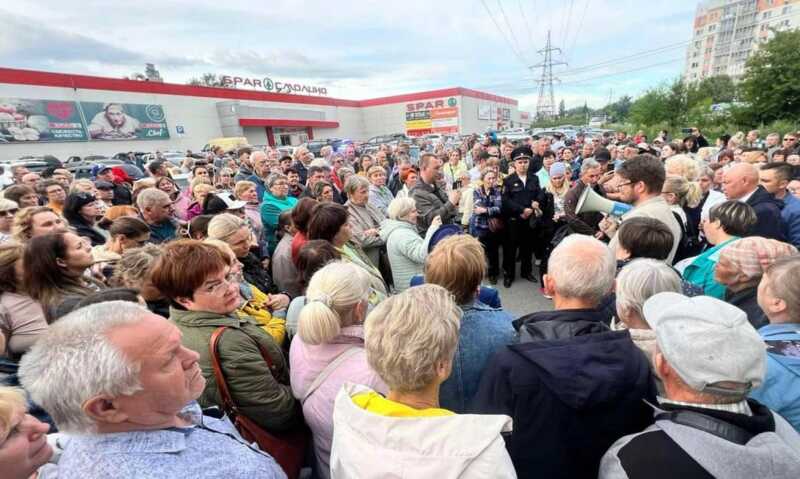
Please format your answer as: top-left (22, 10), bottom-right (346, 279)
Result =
top-left (220, 76), bottom-right (328, 96)
top-left (405, 97), bottom-right (459, 137)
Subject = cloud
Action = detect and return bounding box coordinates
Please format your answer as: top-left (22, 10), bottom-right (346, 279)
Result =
top-left (0, 10), bottom-right (198, 68)
top-left (206, 49), bottom-right (370, 80)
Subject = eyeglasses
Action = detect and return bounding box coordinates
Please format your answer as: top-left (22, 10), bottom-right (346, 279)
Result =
top-left (0, 209), bottom-right (18, 218)
top-left (200, 272), bottom-right (238, 295)
top-left (617, 181), bottom-right (634, 188)
top-left (784, 138), bottom-right (797, 142)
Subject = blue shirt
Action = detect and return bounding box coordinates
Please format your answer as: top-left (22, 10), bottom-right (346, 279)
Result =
top-left (40, 403), bottom-right (286, 479)
top-left (440, 300), bottom-right (517, 413)
top-left (750, 323), bottom-right (800, 432)
top-left (781, 193), bottom-right (800, 249)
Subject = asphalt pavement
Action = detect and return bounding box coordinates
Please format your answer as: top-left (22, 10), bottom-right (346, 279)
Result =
top-left (485, 263), bottom-right (554, 319)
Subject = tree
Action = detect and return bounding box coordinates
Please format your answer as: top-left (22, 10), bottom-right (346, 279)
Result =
top-left (558, 99), bottom-right (566, 118)
top-left (606, 95), bottom-right (632, 122)
top-left (738, 28), bottom-right (800, 124)
top-left (187, 73), bottom-right (230, 88)
top-left (688, 75), bottom-right (737, 105)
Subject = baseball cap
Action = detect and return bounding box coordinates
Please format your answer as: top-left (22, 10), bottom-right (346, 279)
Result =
top-left (643, 292), bottom-right (766, 396)
top-left (549, 162), bottom-right (567, 177)
top-left (203, 191), bottom-right (247, 215)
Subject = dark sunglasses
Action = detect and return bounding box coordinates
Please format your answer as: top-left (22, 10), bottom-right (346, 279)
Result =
top-left (0, 209), bottom-right (19, 217)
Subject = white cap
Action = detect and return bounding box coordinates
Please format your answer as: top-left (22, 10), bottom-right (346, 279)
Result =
top-left (643, 292), bottom-right (766, 396)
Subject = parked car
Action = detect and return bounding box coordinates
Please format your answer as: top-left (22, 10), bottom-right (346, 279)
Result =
top-left (0, 159), bottom-right (51, 188)
top-left (364, 133), bottom-right (409, 146)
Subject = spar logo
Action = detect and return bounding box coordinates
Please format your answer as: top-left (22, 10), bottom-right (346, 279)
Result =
top-left (219, 75), bottom-right (327, 96)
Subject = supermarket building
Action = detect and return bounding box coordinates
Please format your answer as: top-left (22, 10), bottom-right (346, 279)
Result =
top-left (0, 68), bottom-right (525, 159)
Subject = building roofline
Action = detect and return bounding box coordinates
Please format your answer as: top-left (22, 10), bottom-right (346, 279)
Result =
top-left (0, 67), bottom-right (518, 108)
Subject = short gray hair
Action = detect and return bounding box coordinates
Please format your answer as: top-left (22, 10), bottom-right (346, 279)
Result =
top-left (344, 174), bottom-right (370, 196)
top-left (18, 301), bottom-right (147, 433)
top-left (266, 172), bottom-right (288, 188)
top-left (387, 197), bottom-right (416, 220)
top-left (136, 187), bottom-right (170, 211)
top-left (581, 158), bottom-right (601, 174)
top-left (547, 234), bottom-right (615, 304)
top-left (364, 284), bottom-right (460, 392)
top-left (616, 259), bottom-right (681, 323)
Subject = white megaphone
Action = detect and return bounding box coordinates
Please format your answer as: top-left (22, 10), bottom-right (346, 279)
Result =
top-left (576, 187), bottom-right (633, 217)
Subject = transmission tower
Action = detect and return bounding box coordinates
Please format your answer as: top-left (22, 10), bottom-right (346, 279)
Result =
top-left (533, 30), bottom-right (567, 121)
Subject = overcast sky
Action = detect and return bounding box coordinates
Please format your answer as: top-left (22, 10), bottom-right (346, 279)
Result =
top-left (0, 0), bottom-right (700, 112)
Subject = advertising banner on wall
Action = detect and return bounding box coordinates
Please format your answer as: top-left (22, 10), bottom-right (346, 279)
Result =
top-left (81, 102), bottom-right (170, 140)
top-left (477, 104), bottom-right (491, 120)
top-left (405, 97), bottom-right (459, 137)
top-left (0, 98), bottom-right (87, 143)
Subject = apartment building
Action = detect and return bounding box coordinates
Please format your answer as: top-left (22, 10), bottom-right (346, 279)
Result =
top-left (685, 0), bottom-right (800, 81)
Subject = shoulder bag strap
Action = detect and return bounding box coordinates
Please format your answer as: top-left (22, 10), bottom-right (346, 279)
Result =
top-left (301, 347), bottom-right (361, 405)
top-left (655, 410), bottom-right (755, 445)
top-left (208, 326), bottom-right (239, 415)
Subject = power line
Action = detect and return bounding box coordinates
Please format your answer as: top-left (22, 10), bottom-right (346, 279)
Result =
top-left (557, 41), bottom-right (690, 76)
top-left (560, 0), bottom-right (576, 55)
top-left (567, 0), bottom-right (591, 63)
top-left (498, 0), bottom-right (528, 62)
top-left (518, 0), bottom-right (536, 56)
top-left (467, 56), bottom-right (684, 93)
top-left (559, 57), bottom-right (685, 85)
top-left (480, 0), bottom-right (531, 67)
top-left (465, 40), bottom-right (691, 89)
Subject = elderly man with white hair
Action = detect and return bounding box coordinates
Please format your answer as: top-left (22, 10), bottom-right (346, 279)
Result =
top-left (19, 301), bottom-right (287, 479)
top-left (599, 293), bottom-right (800, 479)
top-left (472, 235), bottom-right (656, 479)
top-left (723, 163), bottom-right (785, 241)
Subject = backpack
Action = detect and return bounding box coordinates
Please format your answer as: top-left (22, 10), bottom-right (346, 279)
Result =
top-left (672, 210), bottom-right (702, 264)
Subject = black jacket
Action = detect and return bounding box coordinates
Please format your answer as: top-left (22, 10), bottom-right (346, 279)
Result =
top-left (69, 220), bottom-right (106, 246)
top-left (111, 184), bottom-right (132, 205)
top-left (746, 186), bottom-right (786, 241)
top-left (610, 400), bottom-right (778, 479)
top-left (501, 170), bottom-right (544, 222)
top-left (471, 308), bottom-right (656, 479)
top-left (239, 252), bottom-right (277, 295)
top-left (725, 286), bottom-right (767, 329)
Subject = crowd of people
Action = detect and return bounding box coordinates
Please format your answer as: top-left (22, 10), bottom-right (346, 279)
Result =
top-left (1, 125), bottom-right (800, 478)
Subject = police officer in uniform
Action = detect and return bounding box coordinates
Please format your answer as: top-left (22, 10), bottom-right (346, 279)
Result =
top-left (502, 146), bottom-right (545, 288)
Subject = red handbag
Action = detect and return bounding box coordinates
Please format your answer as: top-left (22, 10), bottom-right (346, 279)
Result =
top-left (209, 326), bottom-right (308, 479)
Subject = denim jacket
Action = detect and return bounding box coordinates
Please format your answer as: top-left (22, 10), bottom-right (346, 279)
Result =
top-left (469, 186), bottom-right (503, 237)
top-left (440, 300), bottom-right (516, 413)
top-left (750, 323), bottom-right (800, 431)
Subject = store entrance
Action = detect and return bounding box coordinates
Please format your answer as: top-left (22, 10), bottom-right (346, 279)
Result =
top-left (274, 127), bottom-right (309, 146)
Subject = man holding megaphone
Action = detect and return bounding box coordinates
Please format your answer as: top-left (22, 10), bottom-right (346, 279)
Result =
top-left (563, 158), bottom-right (607, 238)
top-left (601, 155), bottom-right (682, 263)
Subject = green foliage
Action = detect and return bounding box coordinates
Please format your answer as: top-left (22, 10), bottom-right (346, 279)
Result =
top-left (737, 29), bottom-right (800, 125)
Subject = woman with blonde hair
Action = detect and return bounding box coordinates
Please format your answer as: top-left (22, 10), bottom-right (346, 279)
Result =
top-left (290, 261), bottom-right (387, 478)
top-left (330, 285), bottom-right (515, 478)
top-left (234, 179), bottom-right (264, 241)
top-left (0, 387), bottom-right (53, 479)
top-left (662, 175), bottom-right (704, 261)
top-left (208, 214), bottom-right (289, 313)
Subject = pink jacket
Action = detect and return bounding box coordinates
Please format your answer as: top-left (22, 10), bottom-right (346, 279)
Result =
top-left (289, 325), bottom-right (387, 479)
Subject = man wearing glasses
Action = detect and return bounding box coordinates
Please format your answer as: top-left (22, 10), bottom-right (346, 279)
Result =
top-left (603, 155), bottom-right (681, 263)
top-left (783, 134), bottom-right (798, 155)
